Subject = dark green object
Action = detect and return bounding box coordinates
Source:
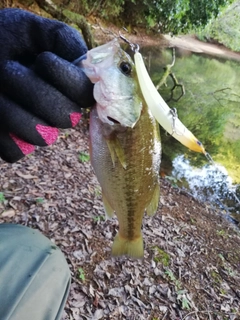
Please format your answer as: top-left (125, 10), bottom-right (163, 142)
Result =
top-left (0, 224), bottom-right (71, 320)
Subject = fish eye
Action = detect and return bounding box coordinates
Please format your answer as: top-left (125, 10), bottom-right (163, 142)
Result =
top-left (119, 61), bottom-right (132, 76)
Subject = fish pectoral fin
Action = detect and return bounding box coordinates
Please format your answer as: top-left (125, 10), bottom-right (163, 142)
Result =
top-left (106, 138), bottom-right (127, 169)
top-left (102, 193), bottom-right (115, 219)
top-left (146, 184), bottom-right (160, 216)
top-left (106, 139), bottom-right (116, 167)
top-left (111, 233), bottom-right (144, 259)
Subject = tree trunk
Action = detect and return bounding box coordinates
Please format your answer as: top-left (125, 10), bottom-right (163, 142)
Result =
top-left (35, 0), bottom-right (96, 49)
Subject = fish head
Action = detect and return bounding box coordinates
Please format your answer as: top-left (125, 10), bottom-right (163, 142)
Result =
top-left (82, 39), bottom-right (142, 128)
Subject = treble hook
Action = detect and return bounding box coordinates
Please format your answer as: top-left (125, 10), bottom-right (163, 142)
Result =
top-left (169, 107), bottom-right (184, 136)
top-left (169, 107), bottom-right (178, 135)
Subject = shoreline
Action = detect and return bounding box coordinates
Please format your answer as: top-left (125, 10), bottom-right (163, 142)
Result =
top-left (92, 23), bottom-right (240, 61)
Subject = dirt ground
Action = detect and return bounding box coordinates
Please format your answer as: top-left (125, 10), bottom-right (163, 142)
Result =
top-left (0, 124), bottom-right (240, 320)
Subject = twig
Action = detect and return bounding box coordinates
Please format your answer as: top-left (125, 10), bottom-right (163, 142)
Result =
top-left (155, 48), bottom-right (185, 102)
top-left (167, 73), bottom-right (185, 102)
top-left (155, 48), bottom-right (176, 90)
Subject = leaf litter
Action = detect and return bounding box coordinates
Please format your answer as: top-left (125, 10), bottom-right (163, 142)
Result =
top-left (0, 123), bottom-right (240, 320)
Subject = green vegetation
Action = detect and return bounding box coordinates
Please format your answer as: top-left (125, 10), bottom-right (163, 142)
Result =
top-left (0, 192), bottom-right (5, 203)
top-left (78, 152), bottom-right (90, 163)
top-left (94, 186), bottom-right (102, 197)
top-left (147, 47), bottom-right (240, 183)
top-left (78, 267), bottom-right (86, 281)
top-left (55, 0), bottom-right (233, 34)
top-left (35, 197), bottom-right (45, 204)
top-left (210, 270), bottom-right (222, 284)
top-left (177, 290), bottom-right (191, 310)
top-left (152, 246), bottom-right (170, 266)
top-left (165, 269), bottom-right (191, 310)
top-left (165, 269), bottom-right (181, 289)
top-left (216, 229), bottom-right (228, 237)
top-left (165, 175), bottom-right (179, 188)
top-left (198, 1), bottom-right (240, 51)
top-left (93, 215), bottom-right (105, 223)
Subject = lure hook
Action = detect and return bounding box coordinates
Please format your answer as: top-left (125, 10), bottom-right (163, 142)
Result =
top-left (169, 107), bottom-right (184, 136)
top-left (119, 32), bottom-right (139, 53)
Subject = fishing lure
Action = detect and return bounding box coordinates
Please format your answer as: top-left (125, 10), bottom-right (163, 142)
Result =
top-left (119, 34), bottom-right (205, 154)
top-left (134, 49), bottom-right (206, 153)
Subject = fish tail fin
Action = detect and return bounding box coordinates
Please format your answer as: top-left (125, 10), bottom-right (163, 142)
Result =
top-left (111, 233), bottom-right (144, 258)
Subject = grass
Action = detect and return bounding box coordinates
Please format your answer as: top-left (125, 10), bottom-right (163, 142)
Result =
top-left (78, 268), bottom-right (86, 282)
top-left (35, 197), bottom-right (45, 204)
top-left (165, 269), bottom-right (191, 310)
top-left (152, 246), bottom-right (170, 266)
top-left (78, 152), bottom-right (90, 163)
top-left (0, 192), bottom-right (5, 203)
top-left (93, 215), bottom-right (105, 223)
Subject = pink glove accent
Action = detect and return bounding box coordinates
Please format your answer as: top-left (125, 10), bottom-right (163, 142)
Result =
top-left (70, 112), bottom-right (82, 127)
top-left (10, 133), bottom-right (35, 155)
top-left (36, 124), bottom-right (59, 145)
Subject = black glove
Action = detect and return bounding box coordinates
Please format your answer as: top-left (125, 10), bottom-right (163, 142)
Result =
top-left (0, 8), bottom-right (95, 162)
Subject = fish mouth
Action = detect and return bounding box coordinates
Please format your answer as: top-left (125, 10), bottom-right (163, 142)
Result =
top-left (107, 116), bottom-right (121, 125)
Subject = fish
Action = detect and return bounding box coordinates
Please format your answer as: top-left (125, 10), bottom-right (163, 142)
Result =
top-left (82, 39), bottom-right (161, 258)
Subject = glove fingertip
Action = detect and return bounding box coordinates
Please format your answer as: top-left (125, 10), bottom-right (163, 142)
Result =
top-left (10, 133), bottom-right (35, 155)
top-left (36, 124), bottom-right (59, 145)
top-left (70, 112), bottom-right (82, 127)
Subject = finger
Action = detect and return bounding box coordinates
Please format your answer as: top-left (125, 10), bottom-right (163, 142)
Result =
top-left (35, 52), bottom-right (95, 108)
top-left (0, 61), bottom-right (82, 128)
top-left (0, 130), bottom-right (35, 163)
top-left (0, 95), bottom-right (59, 146)
top-left (1, 9), bottom-right (88, 62)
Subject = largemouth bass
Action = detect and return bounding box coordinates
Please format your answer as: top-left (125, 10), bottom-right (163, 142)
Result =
top-left (82, 40), bottom-right (161, 258)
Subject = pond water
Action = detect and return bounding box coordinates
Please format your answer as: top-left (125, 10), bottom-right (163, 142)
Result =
top-left (140, 45), bottom-right (240, 223)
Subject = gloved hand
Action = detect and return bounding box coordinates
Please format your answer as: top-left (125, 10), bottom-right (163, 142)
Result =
top-left (0, 8), bottom-right (95, 162)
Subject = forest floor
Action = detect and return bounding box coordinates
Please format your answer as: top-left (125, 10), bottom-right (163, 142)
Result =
top-left (1, 2), bottom-right (240, 319)
top-left (0, 125), bottom-right (240, 320)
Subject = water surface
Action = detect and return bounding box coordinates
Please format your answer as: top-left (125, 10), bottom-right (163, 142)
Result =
top-left (141, 46), bottom-right (240, 221)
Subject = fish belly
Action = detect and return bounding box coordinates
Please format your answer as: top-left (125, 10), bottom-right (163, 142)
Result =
top-left (90, 105), bottom-right (161, 258)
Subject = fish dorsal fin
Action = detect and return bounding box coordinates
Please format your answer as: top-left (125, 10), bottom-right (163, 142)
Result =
top-left (146, 184), bottom-right (160, 216)
top-left (106, 137), bottom-right (127, 169)
top-left (102, 192), bottom-right (115, 219)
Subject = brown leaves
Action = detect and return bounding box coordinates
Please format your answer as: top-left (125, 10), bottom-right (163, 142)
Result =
top-left (0, 124), bottom-right (240, 320)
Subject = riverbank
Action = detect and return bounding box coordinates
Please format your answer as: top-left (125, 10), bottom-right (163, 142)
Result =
top-left (91, 22), bottom-right (240, 61)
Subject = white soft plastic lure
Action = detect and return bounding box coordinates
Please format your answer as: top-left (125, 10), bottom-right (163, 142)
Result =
top-left (134, 51), bottom-right (206, 154)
